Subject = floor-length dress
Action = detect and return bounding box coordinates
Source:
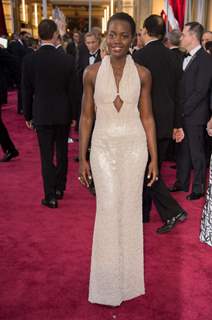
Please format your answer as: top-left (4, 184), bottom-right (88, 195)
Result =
top-left (200, 155), bottom-right (212, 246)
top-left (89, 55), bottom-right (148, 306)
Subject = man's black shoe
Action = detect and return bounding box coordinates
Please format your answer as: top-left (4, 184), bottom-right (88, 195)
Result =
top-left (157, 211), bottom-right (188, 234)
top-left (56, 190), bottom-right (64, 200)
top-left (186, 192), bottom-right (204, 200)
top-left (41, 198), bottom-right (58, 208)
top-left (0, 149), bottom-right (19, 162)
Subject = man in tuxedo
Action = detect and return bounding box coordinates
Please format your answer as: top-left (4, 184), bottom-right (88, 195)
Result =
top-left (133, 15), bottom-right (187, 234)
top-left (76, 31), bottom-right (101, 130)
top-left (165, 29), bottom-right (185, 165)
top-left (171, 22), bottom-right (212, 200)
top-left (0, 47), bottom-right (19, 162)
top-left (8, 31), bottom-right (30, 114)
top-left (22, 19), bottom-right (76, 208)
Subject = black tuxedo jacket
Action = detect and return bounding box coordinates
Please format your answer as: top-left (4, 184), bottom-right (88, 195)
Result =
top-left (133, 40), bottom-right (181, 139)
top-left (7, 40), bottom-right (26, 63)
top-left (170, 48), bottom-right (185, 69)
top-left (78, 47), bottom-right (101, 73)
top-left (0, 48), bottom-right (17, 107)
top-left (7, 40), bottom-right (27, 83)
top-left (56, 45), bottom-right (66, 55)
top-left (22, 45), bottom-right (76, 125)
top-left (66, 41), bottom-right (80, 60)
top-left (77, 46), bottom-right (101, 97)
top-left (177, 47), bottom-right (212, 127)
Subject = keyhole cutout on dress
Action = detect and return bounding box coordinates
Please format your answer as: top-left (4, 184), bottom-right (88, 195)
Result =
top-left (113, 93), bottom-right (123, 113)
top-left (111, 59), bottom-right (126, 113)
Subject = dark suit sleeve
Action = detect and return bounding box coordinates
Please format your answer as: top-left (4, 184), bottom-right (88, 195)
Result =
top-left (183, 57), bottom-right (212, 116)
top-left (174, 60), bottom-right (183, 128)
top-left (67, 56), bottom-right (77, 120)
top-left (22, 55), bottom-right (34, 121)
top-left (132, 49), bottom-right (142, 65)
top-left (0, 48), bottom-right (18, 84)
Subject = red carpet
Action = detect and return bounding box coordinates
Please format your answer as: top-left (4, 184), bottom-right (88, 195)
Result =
top-left (0, 91), bottom-right (212, 320)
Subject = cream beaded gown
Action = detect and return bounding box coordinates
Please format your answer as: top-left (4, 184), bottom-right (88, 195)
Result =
top-left (89, 55), bottom-right (148, 306)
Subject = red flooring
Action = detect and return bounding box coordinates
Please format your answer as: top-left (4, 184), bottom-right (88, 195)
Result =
top-left (0, 91), bottom-right (212, 320)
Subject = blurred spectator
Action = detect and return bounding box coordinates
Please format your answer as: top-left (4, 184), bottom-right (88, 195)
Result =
top-left (202, 31), bottom-right (212, 50)
top-left (166, 29), bottom-right (185, 67)
top-left (55, 34), bottom-right (66, 54)
top-left (7, 31), bottom-right (29, 114)
top-left (132, 29), bottom-right (144, 52)
top-left (66, 31), bottom-right (81, 64)
top-left (205, 41), bottom-right (212, 55)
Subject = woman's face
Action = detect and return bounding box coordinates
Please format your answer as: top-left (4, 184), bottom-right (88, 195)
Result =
top-left (106, 20), bottom-right (133, 58)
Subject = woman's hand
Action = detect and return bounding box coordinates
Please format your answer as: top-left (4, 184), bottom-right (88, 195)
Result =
top-left (79, 160), bottom-right (91, 188)
top-left (147, 160), bottom-right (159, 187)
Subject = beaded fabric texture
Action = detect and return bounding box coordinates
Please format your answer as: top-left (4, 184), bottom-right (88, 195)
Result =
top-left (89, 55), bottom-right (148, 306)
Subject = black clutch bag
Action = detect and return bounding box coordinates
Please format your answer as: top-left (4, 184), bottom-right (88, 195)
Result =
top-left (87, 175), bottom-right (96, 196)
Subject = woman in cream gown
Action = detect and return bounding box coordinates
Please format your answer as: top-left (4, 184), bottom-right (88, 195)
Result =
top-left (79, 12), bottom-right (158, 306)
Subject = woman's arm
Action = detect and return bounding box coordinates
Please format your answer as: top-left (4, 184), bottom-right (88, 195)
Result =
top-left (79, 66), bottom-right (96, 187)
top-left (138, 65), bottom-right (158, 186)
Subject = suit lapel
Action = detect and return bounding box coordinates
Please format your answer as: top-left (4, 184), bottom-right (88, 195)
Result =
top-left (184, 54), bottom-right (197, 72)
top-left (184, 47), bottom-right (203, 72)
top-left (94, 49), bottom-right (101, 63)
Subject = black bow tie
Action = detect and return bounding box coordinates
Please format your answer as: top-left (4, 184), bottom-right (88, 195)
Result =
top-left (185, 52), bottom-right (191, 57)
top-left (89, 53), bottom-right (97, 58)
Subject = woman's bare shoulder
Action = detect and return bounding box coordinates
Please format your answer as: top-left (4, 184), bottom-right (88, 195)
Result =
top-left (135, 63), bottom-right (151, 82)
top-left (84, 62), bottom-right (102, 83)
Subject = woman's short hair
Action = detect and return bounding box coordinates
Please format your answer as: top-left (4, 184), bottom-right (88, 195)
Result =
top-left (107, 12), bottom-right (136, 37)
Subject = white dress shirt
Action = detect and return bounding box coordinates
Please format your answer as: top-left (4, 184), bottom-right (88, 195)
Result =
top-left (182, 44), bottom-right (201, 71)
top-left (89, 50), bottom-right (98, 65)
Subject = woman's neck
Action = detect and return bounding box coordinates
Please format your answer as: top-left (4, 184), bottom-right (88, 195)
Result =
top-left (110, 55), bottom-right (127, 68)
